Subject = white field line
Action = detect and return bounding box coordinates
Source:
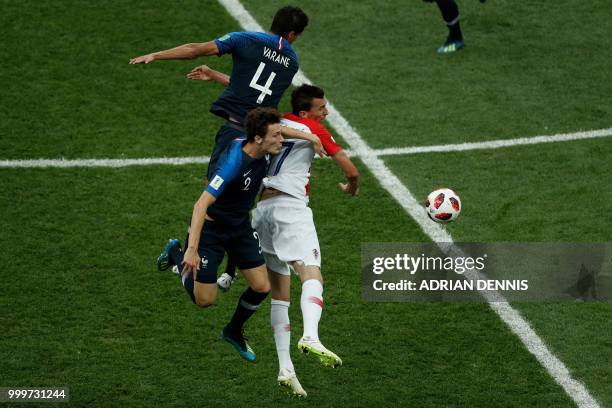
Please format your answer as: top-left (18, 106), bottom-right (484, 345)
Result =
top-left (217, 0), bottom-right (601, 406)
top-left (365, 127), bottom-right (612, 157)
top-left (0, 3), bottom-right (602, 406)
top-left (2, 127), bottom-right (611, 168)
top-left (0, 156), bottom-right (210, 168)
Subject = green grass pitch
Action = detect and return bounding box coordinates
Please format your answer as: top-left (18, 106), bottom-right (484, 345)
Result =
top-left (1, 0), bottom-right (611, 406)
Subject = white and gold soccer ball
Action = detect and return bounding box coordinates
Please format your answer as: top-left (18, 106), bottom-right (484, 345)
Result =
top-left (425, 188), bottom-right (461, 223)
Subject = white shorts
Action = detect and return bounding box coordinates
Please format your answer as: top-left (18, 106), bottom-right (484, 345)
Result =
top-left (251, 195), bottom-right (321, 275)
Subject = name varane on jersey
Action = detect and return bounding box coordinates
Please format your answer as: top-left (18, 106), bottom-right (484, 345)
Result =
top-left (263, 46), bottom-right (291, 67)
top-left (210, 32), bottom-right (299, 123)
top-left (206, 138), bottom-right (270, 225)
top-left (264, 113), bottom-right (341, 203)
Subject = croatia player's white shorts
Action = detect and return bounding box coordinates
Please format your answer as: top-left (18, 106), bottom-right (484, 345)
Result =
top-left (251, 195), bottom-right (321, 276)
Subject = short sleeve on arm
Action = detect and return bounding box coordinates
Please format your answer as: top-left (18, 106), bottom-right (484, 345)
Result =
top-left (214, 32), bottom-right (255, 56)
top-left (313, 122), bottom-right (342, 156)
top-left (205, 142), bottom-right (243, 197)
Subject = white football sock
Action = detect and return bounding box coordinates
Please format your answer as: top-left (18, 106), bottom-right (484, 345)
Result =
top-left (301, 279), bottom-right (323, 341)
top-left (271, 299), bottom-right (294, 372)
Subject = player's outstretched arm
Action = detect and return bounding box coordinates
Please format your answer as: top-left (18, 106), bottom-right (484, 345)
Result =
top-left (281, 126), bottom-right (326, 158)
top-left (182, 191), bottom-right (216, 275)
top-left (332, 150), bottom-right (360, 196)
top-left (187, 65), bottom-right (230, 86)
top-left (129, 41), bottom-right (220, 64)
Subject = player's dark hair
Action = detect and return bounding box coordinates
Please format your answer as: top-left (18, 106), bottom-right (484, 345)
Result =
top-left (270, 6), bottom-right (309, 37)
top-left (245, 107), bottom-right (281, 142)
top-left (291, 84), bottom-right (325, 115)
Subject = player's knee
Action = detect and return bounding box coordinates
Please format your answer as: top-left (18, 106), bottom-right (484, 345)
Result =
top-left (250, 280), bottom-right (270, 294)
top-left (299, 267), bottom-right (323, 285)
top-left (194, 294), bottom-right (215, 308)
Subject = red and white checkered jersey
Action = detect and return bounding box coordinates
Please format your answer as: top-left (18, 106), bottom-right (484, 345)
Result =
top-left (263, 113), bottom-right (341, 203)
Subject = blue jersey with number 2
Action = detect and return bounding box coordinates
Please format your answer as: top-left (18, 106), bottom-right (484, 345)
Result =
top-left (210, 32), bottom-right (299, 123)
top-left (205, 138), bottom-right (270, 225)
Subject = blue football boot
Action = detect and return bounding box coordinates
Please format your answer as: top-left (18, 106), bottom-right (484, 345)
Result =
top-left (221, 327), bottom-right (256, 362)
top-left (156, 239), bottom-right (181, 272)
top-left (437, 39), bottom-right (464, 55)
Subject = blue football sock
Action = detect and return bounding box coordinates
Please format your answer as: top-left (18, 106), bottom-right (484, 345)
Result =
top-left (180, 271), bottom-right (196, 304)
top-left (169, 244), bottom-right (183, 266)
top-left (226, 288), bottom-right (268, 331)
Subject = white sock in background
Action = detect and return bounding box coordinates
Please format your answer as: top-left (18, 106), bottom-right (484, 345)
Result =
top-left (300, 279), bottom-right (323, 341)
top-left (271, 299), bottom-right (294, 372)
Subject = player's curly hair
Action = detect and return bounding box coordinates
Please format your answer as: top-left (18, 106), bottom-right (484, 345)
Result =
top-left (245, 107), bottom-right (281, 142)
top-left (270, 6), bottom-right (309, 37)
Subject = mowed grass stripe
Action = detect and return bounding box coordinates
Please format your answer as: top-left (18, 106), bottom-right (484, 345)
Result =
top-left (0, 0), bottom-right (608, 405)
top-left (0, 163), bottom-right (576, 407)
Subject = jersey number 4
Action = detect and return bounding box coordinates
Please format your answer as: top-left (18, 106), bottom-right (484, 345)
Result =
top-left (250, 62), bottom-right (276, 104)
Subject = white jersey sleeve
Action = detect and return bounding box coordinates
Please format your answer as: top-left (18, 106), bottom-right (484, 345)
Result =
top-left (264, 118), bottom-right (315, 203)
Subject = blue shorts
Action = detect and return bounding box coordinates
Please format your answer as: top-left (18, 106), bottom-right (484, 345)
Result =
top-left (187, 219), bottom-right (264, 284)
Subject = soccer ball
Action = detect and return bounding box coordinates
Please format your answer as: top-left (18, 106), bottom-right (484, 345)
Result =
top-left (424, 188), bottom-right (461, 223)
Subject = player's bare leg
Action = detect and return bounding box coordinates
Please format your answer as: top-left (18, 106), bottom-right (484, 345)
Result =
top-left (239, 265), bottom-right (270, 293)
top-left (157, 239), bottom-right (218, 307)
top-left (193, 282), bottom-right (217, 308)
top-left (293, 264), bottom-right (342, 367)
top-left (269, 269), bottom-right (307, 397)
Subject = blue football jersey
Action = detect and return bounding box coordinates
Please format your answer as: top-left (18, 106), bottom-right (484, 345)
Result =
top-left (210, 32), bottom-right (299, 123)
top-left (205, 138), bottom-right (270, 225)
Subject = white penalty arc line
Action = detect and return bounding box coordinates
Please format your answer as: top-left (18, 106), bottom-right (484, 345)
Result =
top-left (1, 127), bottom-right (611, 168)
top-left (217, 0), bottom-right (600, 406)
